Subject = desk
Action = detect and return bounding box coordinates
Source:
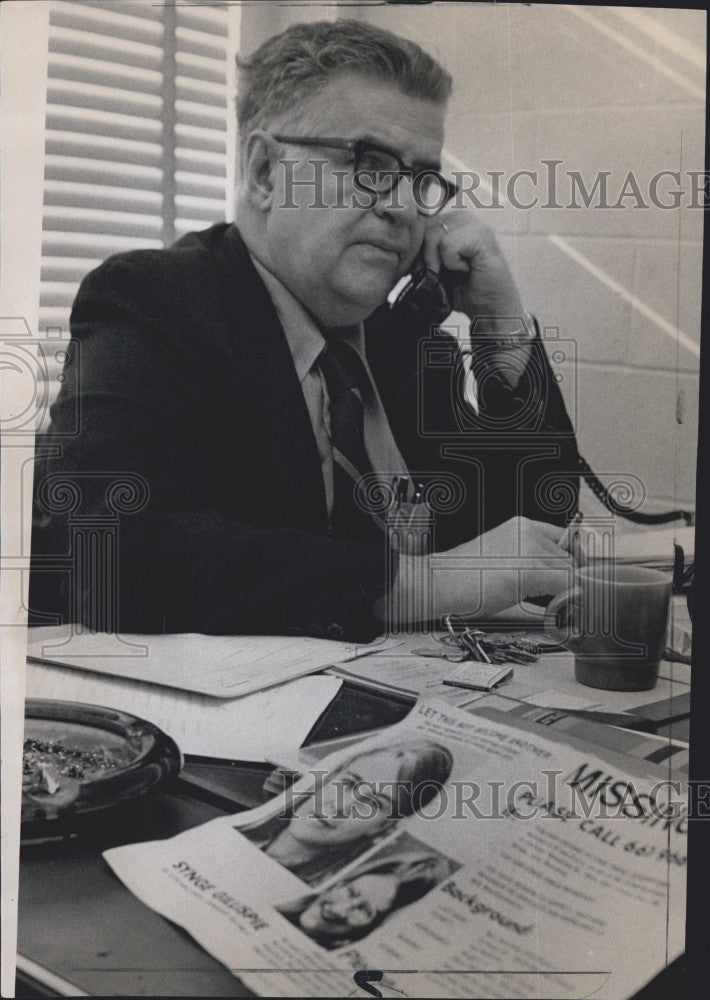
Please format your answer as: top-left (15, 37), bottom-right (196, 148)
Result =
top-left (16, 681), bottom-right (419, 998)
top-left (16, 602), bottom-right (692, 998)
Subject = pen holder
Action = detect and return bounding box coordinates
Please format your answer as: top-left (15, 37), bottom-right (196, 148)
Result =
top-left (387, 503), bottom-right (433, 557)
top-left (385, 505), bottom-right (433, 636)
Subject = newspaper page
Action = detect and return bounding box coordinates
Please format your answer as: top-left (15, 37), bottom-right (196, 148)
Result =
top-left (104, 698), bottom-right (686, 999)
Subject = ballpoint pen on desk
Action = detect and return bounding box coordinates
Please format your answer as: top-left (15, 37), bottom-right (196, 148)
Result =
top-left (462, 631), bottom-right (492, 664)
top-left (444, 615), bottom-right (489, 663)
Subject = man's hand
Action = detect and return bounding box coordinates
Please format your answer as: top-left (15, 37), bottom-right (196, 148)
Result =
top-left (418, 212), bottom-right (532, 390)
top-left (382, 516), bottom-right (579, 626)
top-left (419, 212), bottom-right (524, 331)
top-left (435, 516), bottom-right (576, 619)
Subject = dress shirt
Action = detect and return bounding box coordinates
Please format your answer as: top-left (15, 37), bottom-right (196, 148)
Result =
top-left (251, 255), bottom-right (409, 516)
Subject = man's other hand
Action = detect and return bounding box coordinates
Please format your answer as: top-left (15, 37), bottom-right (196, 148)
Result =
top-left (384, 516), bottom-right (579, 627)
top-left (442, 516), bottom-right (576, 617)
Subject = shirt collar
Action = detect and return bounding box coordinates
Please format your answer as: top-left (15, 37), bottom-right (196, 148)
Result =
top-left (250, 254), bottom-right (366, 383)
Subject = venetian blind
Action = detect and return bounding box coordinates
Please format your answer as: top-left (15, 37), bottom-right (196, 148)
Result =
top-left (40, 0), bottom-right (232, 400)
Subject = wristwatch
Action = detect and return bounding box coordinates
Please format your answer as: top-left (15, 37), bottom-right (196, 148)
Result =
top-left (471, 310), bottom-right (538, 350)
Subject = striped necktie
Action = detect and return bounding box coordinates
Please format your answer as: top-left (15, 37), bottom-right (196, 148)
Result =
top-left (317, 338), bottom-right (381, 542)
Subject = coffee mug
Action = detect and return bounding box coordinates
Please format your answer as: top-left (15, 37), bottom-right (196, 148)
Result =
top-left (543, 564), bottom-right (672, 691)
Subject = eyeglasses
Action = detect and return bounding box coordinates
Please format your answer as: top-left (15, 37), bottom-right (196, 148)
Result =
top-left (271, 134), bottom-right (458, 216)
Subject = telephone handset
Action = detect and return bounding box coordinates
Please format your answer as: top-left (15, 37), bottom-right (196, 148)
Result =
top-left (390, 267), bottom-right (693, 528)
top-left (391, 265), bottom-right (453, 325)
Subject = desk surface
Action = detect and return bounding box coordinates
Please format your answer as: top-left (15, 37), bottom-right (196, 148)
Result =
top-left (17, 598), bottom-right (693, 998)
top-left (16, 716), bottom-right (688, 1000)
top-left (17, 781), bottom-right (267, 997)
top-left (16, 682), bottom-right (412, 998)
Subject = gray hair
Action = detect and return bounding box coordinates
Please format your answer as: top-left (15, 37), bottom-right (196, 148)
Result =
top-left (236, 19), bottom-right (452, 144)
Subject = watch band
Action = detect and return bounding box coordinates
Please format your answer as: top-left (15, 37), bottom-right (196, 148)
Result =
top-left (470, 310), bottom-right (538, 350)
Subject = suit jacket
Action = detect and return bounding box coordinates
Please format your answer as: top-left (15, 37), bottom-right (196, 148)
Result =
top-left (30, 223), bottom-right (578, 640)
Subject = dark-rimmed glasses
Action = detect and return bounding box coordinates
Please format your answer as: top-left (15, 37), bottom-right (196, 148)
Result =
top-left (272, 134), bottom-right (458, 216)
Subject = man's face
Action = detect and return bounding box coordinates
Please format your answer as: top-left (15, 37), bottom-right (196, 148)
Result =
top-left (262, 72), bottom-right (447, 326)
top-left (299, 874), bottom-right (398, 939)
top-left (287, 746), bottom-right (414, 846)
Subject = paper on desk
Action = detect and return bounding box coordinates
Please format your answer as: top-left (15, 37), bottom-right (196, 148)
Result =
top-left (104, 697), bottom-right (687, 1000)
top-left (25, 660), bottom-right (342, 762)
top-left (328, 655), bottom-right (486, 708)
top-left (610, 524), bottom-right (694, 569)
top-left (523, 689), bottom-right (604, 711)
top-left (26, 626), bottom-right (396, 698)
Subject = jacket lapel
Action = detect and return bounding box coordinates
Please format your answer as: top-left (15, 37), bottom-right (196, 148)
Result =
top-left (364, 304), bottom-right (442, 472)
top-left (210, 225), bottom-right (328, 533)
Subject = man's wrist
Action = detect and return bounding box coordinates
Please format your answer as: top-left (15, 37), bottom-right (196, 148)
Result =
top-left (470, 311), bottom-right (537, 351)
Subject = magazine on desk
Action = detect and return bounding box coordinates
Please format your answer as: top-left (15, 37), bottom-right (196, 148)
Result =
top-left (104, 697), bottom-right (686, 999)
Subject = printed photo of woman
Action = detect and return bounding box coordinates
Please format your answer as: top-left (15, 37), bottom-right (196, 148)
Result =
top-left (276, 835), bottom-right (459, 949)
top-left (237, 739), bottom-right (453, 885)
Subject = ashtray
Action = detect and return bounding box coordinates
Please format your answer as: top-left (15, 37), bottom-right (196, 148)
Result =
top-left (22, 698), bottom-right (182, 841)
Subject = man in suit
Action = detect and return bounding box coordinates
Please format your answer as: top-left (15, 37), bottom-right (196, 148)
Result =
top-left (30, 19), bottom-right (580, 640)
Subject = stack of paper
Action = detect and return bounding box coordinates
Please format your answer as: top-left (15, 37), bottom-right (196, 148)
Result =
top-left (610, 524), bottom-right (694, 571)
top-left (26, 626), bottom-right (396, 698)
top-left (24, 626), bottom-right (399, 762)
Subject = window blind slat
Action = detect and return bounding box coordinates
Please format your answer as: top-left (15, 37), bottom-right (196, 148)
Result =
top-left (54, 0), bottom-right (162, 25)
top-left (41, 284), bottom-right (81, 308)
top-left (177, 9), bottom-right (228, 37)
top-left (45, 131), bottom-right (162, 167)
top-left (49, 53), bottom-right (162, 94)
top-left (176, 79), bottom-right (228, 108)
top-left (175, 173), bottom-right (226, 197)
top-left (175, 102), bottom-right (227, 132)
top-left (41, 1), bottom-right (232, 353)
top-left (175, 194), bottom-right (226, 217)
top-left (175, 27), bottom-right (224, 62)
top-left (45, 156), bottom-right (162, 191)
top-left (176, 150), bottom-right (226, 178)
top-left (175, 128), bottom-right (226, 155)
top-left (48, 82), bottom-right (162, 120)
top-left (49, 30), bottom-right (163, 73)
top-left (176, 51), bottom-right (226, 85)
top-left (41, 258), bottom-right (106, 282)
top-left (46, 109), bottom-right (162, 144)
top-left (39, 306), bottom-right (73, 326)
top-left (51, 6), bottom-right (163, 46)
top-left (43, 232), bottom-right (162, 258)
top-left (44, 181), bottom-right (162, 214)
top-left (44, 207), bottom-right (163, 238)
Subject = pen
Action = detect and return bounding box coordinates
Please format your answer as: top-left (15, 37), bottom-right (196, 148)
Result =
top-left (407, 482), bottom-right (425, 529)
top-left (560, 510), bottom-right (584, 565)
top-left (390, 476), bottom-right (400, 512)
top-left (452, 628), bottom-right (490, 664)
top-left (468, 629), bottom-right (492, 664)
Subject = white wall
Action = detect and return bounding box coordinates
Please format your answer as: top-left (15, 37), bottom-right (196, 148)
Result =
top-left (318, 3), bottom-right (705, 513)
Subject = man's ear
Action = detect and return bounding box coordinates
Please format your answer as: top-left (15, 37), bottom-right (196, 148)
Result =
top-left (243, 130), bottom-right (278, 209)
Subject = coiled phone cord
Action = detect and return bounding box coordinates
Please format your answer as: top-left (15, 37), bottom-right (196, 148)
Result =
top-left (480, 366), bottom-right (693, 527)
top-left (392, 270), bottom-right (693, 527)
